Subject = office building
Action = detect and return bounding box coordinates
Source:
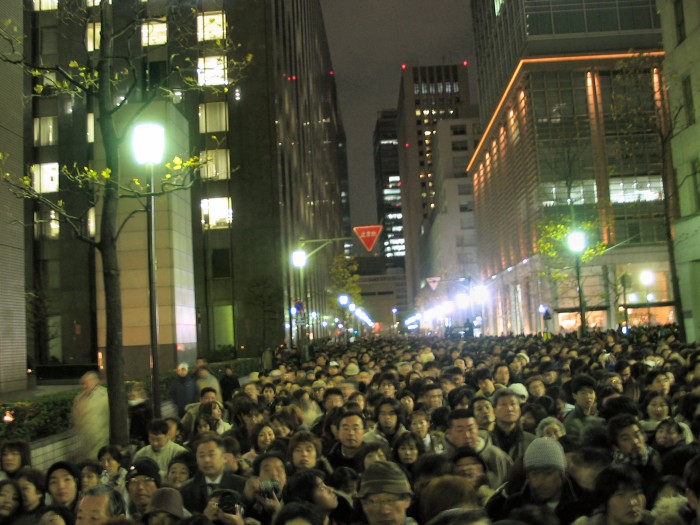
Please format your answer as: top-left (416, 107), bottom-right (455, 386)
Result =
top-left (396, 63), bottom-right (474, 307)
top-left (468, 0), bottom-right (676, 334)
top-left (23, 0), bottom-right (345, 375)
top-left (656, 0), bottom-right (700, 341)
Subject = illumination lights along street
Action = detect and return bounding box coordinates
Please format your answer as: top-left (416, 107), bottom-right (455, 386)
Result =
top-left (353, 225), bottom-right (383, 252)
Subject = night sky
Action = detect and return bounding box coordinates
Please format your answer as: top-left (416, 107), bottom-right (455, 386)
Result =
top-left (320, 0), bottom-right (474, 227)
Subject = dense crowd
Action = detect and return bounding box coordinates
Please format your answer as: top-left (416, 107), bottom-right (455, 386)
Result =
top-left (2, 326), bottom-right (700, 525)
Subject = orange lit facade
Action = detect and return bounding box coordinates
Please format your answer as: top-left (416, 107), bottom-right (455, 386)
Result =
top-left (468, 53), bottom-right (677, 334)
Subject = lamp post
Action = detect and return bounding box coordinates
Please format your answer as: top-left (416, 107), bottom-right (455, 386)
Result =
top-left (132, 123), bottom-right (165, 417)
top-left (291, 249), bottom-right (308, 360)
top-left (391, 307), bottom-right (398, 334)
top-left (567, 230), bottom-right (587, 335)
top-left (620, 273), bottom-right (632, 328)
top-left (338, 294), bottom-right (349, 343)
top-left (640, 270), bottom-right (655, 325)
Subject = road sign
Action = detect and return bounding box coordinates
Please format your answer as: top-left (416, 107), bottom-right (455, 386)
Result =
top-left (353, 225), bottom-right (383, 252)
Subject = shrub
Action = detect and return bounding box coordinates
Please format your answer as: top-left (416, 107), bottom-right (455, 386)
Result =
top-left (0, 389), bottom-right (78, 442)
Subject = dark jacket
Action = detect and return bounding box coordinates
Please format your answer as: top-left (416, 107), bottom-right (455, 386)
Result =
top-left (179, 470), bottom-right (247, 514)
top-left (169, 375), bottom-right (198, 417)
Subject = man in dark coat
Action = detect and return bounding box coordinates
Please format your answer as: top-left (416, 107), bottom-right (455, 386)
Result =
top-left (169, 363), bottom-right (198, 418)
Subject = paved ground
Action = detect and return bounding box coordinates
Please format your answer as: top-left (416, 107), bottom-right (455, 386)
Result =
top-left (0, 383), bottom-right (79, 403)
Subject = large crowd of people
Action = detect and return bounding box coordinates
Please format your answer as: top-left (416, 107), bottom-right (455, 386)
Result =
top-left (2, 325), bottom-right (700, 525)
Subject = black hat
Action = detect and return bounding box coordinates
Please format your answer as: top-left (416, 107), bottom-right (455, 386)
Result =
top-left (126, 457), bottom-right (161, 487)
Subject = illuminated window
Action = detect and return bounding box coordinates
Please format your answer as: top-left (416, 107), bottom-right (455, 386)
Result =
top-left (34, 210), bottom-right (60, 239)
top-left (87, 113), bottom-right (95, 143)
top-left (201, 198), bottom-right (233, 229)
top-left (33, 0), bottom-right (58, 10)
top-left (198, 56), bottom-right (227, 86)
top-left (199, 102), bottom-right (229, 132)
top-left (33, 116), bottom-right (58, 146)
top-left (87, 22), bottom-right (101, 52)
top-left (197, 11), bottom-right (226, 41)
top-left (142, 20), bottom-right (167, 46)
top-left (200, 149), bottom-right (230, 180)
top-left (31, 163), bottom-right (59, 193)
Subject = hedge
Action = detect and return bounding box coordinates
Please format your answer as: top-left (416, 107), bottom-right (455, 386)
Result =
top-left (0, 389), bottom-right (78, 441)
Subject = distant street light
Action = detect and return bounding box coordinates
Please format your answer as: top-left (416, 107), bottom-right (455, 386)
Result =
top-left (567, 230), bottom-right (587, 335)
top-left (132, 122), bottom-right (165, 417)
top-left (391, 307), bottom-right (398, 334)
top-left (640, 270), bottom-right (655, 324)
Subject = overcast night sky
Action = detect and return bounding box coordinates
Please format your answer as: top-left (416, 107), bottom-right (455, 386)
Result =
top-left (320, 0), bottom-right (474, 227)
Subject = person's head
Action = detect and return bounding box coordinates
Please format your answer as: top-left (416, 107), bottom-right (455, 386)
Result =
top-left (337, 411), bottom-right (365, 452)
top-left (475, 369), bottom-right (494, 395)
top-left (358, 461), bottom-right (412, 525)
top-left (15, 467), bottom-right (45, 512)
top-left (166, 453), bottom-right (194, 489)
top-left (419, 475), bottom-right (479, 524)
top-left (98, 446), bottom-right (125, 478)
top-left (37, 504), bottom-right (76, 525)
top-left (0, 440), bottom-right (31, 477)
top-left (684, 455), bottom-right (700, 519)
top-left (322, 387), bottom-right (345, 412)
top-left (0, 479), bottom-right (21, 521)
top-left (470, 396), bottom-right (494, 430)
top-left (492, 389), bottom-right (522, 429)
top-left (272, 501), bottom-right (327, 525)
top-left (199, 387), bottom-right (218, 404)
top-left (253, 452), bottom-right (287, 493)
top-left (142, 487), bottom-right (186, 525)
top-left (47, 461), bottom-right (80, 509)
top-left (527, 375), bottom-right (547, 398)
top-left (654, 417), bottom-right (684, 449)
top-left (125, 458), bottom-right (161, 512)
top-left (146, 419), bottom-right (171, 453)
top-left (251, 421), bottom-right (277, 453)
top-left (641, 392), bottom-right (670, 422)
top-left (412, 453), bottom-right (455, 494)
top-left (493, 362), bottom-right (510, 385)
top-left (375, 397), bottom-right (403, 434)
top-left (378, 374), bottom-right (399, 398)
top-left (409, 409), bottom-right (431, 438)
top-left (646, 370), bottom-right (671, 395)
top-left (523, 437), bottom-right (566, 502)
top-left (520, 402), bottom-right (548, 434)
top-left (393, 431), bottom-right (425, 466)
top-left (607, 414), bottom-right (646, 455)
top-left (79, 461), bottom-right (103, 490)
top-left (452, 448), bottom-right (487, 487)
top-left (445, 409), bottom-right (480, 450)
top-left (356, 443), bottom-right (389, 473)
top-left (76, 485), bottom-right (126, 525)
top-left (283, 469), bottom-right (338, 513)
top-left (536, 416), bottom-right (566, 440)
top-left (593, 464), bottom-right (645, 522)
top-left (193, 434), bottom-right (227, 478)
top-left (288, 431), bottom-right (322, 470)
top-left (80, 371), bottom-right (101, 392)
top-left (571, 374), bottom-right (597, 412)
top-left (176, 362), bottom-right (189, 377)
top-left (421, 384), bottom-right (445, 411)
top-left (199, 400), bottom-right (224, 422)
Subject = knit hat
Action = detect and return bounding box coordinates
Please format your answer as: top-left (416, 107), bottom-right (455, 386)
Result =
top-left (516, 352), bottom-right (530, 364)
top-left (176, 362), bottom-right (189, 371)
top-left (523, 437), bottom-right (566, 474)
top-left (536, 417), bottom-right (566, 438)
top-left (126, 457), bottom-right (162, 486)
top-left (357, 461), bottom-right (412, 498)
top-left (312, 380), bottom-right (326, 390)
top-left (47, 461), bottom-right (80, 486)
top-left (344, 363), bottom-right (360, 376)
top-left (143, 488), bottom-right (185, 519)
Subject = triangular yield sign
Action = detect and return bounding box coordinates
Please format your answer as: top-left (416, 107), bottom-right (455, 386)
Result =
top-left (353, 225), bottom-right (383, 252)
top-left (426, 276), bottom-right (441, 291)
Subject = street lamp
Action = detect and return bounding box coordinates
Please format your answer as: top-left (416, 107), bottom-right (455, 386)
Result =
top-left (567, 230), bottom-right (587, 335)
top-left (391, 307), bottom-right (398, 334)
top-left (290, 249), bottom-right (308, 359)
top-left (640, 270), bottom-right (655, 325)
top-left (132, 122), bottom-right (165, 417)
top-left (338, 294), bottom-right (349, 306)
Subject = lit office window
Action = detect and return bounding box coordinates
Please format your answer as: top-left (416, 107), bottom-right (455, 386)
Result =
top-left (200, 149), bottom-right (230, 180)
top-left (142, 20), bottom-right (167, 46)
top-left (33, 0), bottom-right (58, 10)
top-left (197, 12), bottom-right (226, 41)
top-left (201, 198), bottom-right (233, 229)
top-left (199, 102), bottom-right (229, 132)
top-left (31, 163), bottom-right (60, 193)
top-left (33, 116), bottom-right (58, 146)
top-left (34, 210), bottom-right (60, 239)
top-left (198, 56), bottom-right (227, 86)
top-left (87, 23), bottom-right (101, 52)
top-left (87, 113), bottom-right (95, 143)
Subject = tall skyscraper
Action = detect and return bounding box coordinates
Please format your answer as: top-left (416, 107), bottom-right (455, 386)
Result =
top-left (656, 0), bottom-right (700, 341)
top-left (469, 1), bottom-right (675, 334)
top-left (21, 0), bottom-right (345, 375)
top-left (373, 110), bottom-right (404, 264)
top-left (396, 63), bottom-right (473, 307)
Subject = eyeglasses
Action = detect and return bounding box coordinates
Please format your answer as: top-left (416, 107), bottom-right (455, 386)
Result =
top-left (363, 495), bottom-right (406, 507)
top-left (128, 477), bottom-right (156, 486)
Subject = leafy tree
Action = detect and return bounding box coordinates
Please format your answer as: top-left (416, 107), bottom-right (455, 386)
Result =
top-left (327, 253), bottom-right (362, 314)
top-left (0, 1), bottom-right (249, 446)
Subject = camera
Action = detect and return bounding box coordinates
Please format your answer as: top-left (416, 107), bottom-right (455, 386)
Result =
top-left (217, 492), bottom-right (241, 514)
top-left (259, 479), bottom-right (280, 499)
